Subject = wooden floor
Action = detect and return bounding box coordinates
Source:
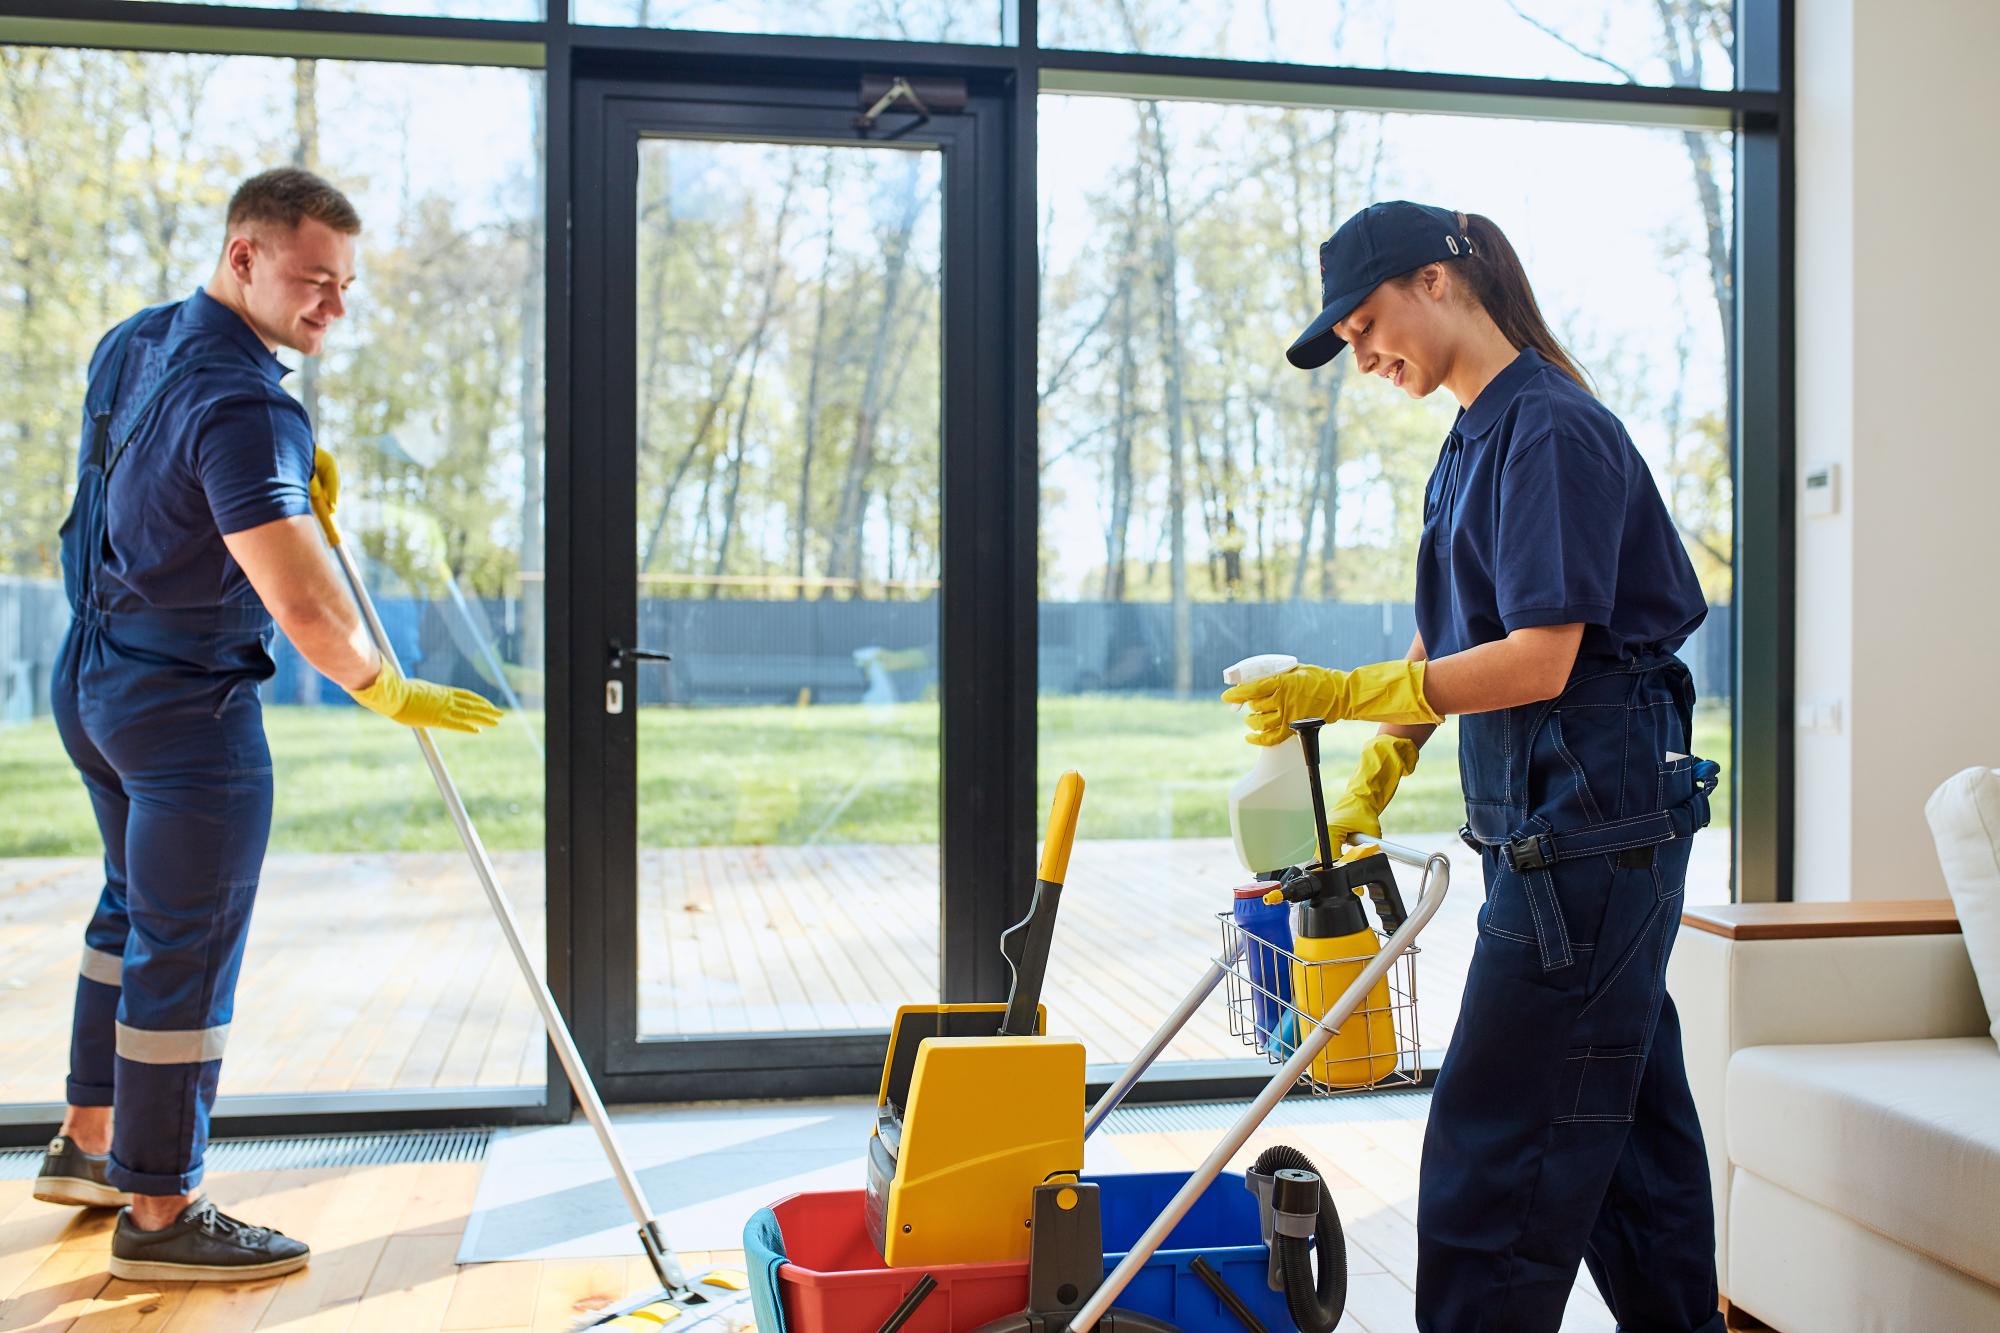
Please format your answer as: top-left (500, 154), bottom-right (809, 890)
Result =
top-left (0, 1091), bottom-right (1665, 1333)
top-left (0, 1148), bottom-right (746, 1332)
top-left (0, 835), bottom-right (1732, 1104)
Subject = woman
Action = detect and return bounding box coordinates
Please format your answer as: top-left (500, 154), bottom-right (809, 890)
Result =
top-left (1223, 201), bottom-right (1723, 1332)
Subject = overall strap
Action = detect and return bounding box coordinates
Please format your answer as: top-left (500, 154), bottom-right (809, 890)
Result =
top-left (84, 319), bottom-right (145, 471)
top-left (102, 354), bottom-right (245, 481)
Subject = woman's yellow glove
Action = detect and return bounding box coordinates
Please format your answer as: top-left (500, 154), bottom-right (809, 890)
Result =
top-left (1326, 734), bottom-right (1420, 846)
top-left (348, 660), bottom-right (502, 734)
top-left (309, 446), bottom-right (340, 545)
top-left (1220, 660), bottom-right (1442, 745)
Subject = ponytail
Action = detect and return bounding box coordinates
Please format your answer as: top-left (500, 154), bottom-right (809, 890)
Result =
top-left (1402, 212), bottom-right (1593, 393)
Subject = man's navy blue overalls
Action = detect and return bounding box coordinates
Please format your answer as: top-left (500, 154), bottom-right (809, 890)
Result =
top-left (54, 289), bottom-right (314, 1196)
top-left (1413, 348), bottom-right (1726, 1332)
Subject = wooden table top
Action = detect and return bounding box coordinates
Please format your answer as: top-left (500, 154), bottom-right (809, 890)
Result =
top-left (1682, 898), bottom-right (1961, 940)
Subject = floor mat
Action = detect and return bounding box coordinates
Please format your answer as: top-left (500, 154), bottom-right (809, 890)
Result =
top-left (456, 1098), bottom-right (1139, 1263)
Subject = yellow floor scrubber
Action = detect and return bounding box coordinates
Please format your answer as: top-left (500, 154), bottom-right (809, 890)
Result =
top-left (865, 772), bottom-right (1089, 1268)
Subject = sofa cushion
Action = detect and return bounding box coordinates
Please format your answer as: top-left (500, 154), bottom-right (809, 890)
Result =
top-left (1727, 1037), bottom-right (2000, 1287)
top-left (1927, 766), bottom-right (2000, 1043)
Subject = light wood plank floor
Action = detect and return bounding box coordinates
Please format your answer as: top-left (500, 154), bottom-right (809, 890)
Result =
top-left (0, 835), bottom-right (1731, 1105)
top-left (0, 1091), bottom-right (1679, 1333)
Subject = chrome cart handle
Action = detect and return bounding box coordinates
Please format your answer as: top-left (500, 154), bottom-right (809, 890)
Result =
top-left (1070, 835), bottom-right (1451, 1333)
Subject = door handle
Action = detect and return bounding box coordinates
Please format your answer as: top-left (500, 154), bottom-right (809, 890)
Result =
top-left (607, 639), bottom-right (672, 671)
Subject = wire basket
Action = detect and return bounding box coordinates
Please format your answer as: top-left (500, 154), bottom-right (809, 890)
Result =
top-left (1216, 911), bottom-right (1421, 1095)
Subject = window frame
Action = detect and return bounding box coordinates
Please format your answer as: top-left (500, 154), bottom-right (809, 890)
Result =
top-left (0, 0), bottom-right (1791, 1139)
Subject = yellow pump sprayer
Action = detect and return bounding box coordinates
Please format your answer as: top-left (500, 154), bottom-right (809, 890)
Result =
top-left (1260, 717), bottom-right (1403, 1087)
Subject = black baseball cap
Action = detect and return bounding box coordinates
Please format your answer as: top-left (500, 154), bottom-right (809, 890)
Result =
top-left (1286, 200), bottom-right (1475, 370)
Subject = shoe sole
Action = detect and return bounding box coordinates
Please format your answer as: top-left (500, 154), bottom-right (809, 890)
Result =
top-left (107, 1252), bottom-right (310, 1284)
top-left (32, 1176), bottom-right (132, 1208)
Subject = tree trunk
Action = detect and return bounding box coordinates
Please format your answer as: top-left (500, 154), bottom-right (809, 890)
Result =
top-left (795, 152), bottom-right (837, 598)
top-left (638, 325), bottom-right (758, 575)
top-left (824, 155), bottom-right (925, 591)
top-left (711, 163), bottom-right (800, 594)
top-left (1140, 100), bottom-right (1193, 696)
top-left (1104, 264), bottom-right (1136, 601)
top-left (519, 84), bottom-right (546, 700)
top-left (292, 10), bottom-right (322, 433)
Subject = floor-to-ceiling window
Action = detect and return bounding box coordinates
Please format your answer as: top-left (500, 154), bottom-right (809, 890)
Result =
top-left (0, 35), bottom-right (547, 1124)
top-left (0, 0), bottom-right (1783, 1130)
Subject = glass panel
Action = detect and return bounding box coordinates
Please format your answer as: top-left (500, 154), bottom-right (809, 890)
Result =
top-left (575, 0), bottom-right (1000, 44)
top-left (1036, 93), bottom-right (1734, 1068)
top-left (631, 139), bottom-right (943, 1038)
top-left (0, 47), bottom-right (546, 1105)
top-left (1042, 0), bottom-right (1735, 91)
top-left (125, 0), bottom-right (539, 16)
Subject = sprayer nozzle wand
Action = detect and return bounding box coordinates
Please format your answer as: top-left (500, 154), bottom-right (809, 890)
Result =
top-left (1289, 717), bottom-right (1337, 869)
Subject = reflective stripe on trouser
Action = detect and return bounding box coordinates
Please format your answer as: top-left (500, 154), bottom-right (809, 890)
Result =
top-left (54, 629), bottom-right (272, 1197)
top-left (1414, 660), bottom-right (1723, 1333)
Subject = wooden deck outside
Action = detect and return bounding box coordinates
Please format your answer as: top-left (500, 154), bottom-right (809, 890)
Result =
top-left (0, 835), bottom-right (1731, 1106)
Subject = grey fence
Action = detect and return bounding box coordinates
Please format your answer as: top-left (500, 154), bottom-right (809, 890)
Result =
top-left (0, 577), bottom-right (1733, 721)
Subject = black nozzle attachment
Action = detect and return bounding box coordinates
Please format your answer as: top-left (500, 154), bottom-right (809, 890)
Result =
top-left (1288, 718), bottom-right (1336, 869)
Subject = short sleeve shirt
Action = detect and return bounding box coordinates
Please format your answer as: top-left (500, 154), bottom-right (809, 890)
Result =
top-left (90, 289), bottom-right (315, 613)
top-left (1414, 347), bottom-right (1707, 664)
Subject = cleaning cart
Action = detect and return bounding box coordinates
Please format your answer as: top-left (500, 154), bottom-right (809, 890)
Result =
top-left (750, 719), bottom-right (1452, 1332)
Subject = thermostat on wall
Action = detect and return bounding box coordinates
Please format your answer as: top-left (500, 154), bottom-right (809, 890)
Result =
top-left (1803, 462), bottom-right (1840, 517)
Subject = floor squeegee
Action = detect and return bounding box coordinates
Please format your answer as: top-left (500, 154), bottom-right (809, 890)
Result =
top-left (312, 496), bottom-right (752, 1331)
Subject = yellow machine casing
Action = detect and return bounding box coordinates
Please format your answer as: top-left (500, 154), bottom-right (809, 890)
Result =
top-left (865, 1002), bottom-right (1085, 1268)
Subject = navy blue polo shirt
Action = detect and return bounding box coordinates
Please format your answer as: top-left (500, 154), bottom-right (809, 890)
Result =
top-left (1415, 347), bottom-right (1706, 665)
top-left (88, 289), bottom-right (315, 613)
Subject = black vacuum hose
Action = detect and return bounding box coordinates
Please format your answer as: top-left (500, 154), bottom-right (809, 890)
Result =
top-left (1252, 1144), bottom-right (1345, 1333)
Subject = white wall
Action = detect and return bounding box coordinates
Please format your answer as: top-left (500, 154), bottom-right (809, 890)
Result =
top-left (1794, 0), bottom-right (2000, 899)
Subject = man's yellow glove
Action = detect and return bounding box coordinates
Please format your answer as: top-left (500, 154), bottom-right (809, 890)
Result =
top-left (309, 446), bottom-right (340, 545)
top-left (1326, 734), bottom-right (1420, 847)
top-left (348, 659), bottom-right (502, 734)
top-left (1220, 660), bottom-right (1442, 745)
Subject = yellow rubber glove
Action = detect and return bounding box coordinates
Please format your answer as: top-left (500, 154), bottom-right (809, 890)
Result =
top-left (309, 446), bottom-right (340, 546)
top-left (1220, 660), bottom-right (1442, 746)
top-left (1326, 734), bottom-right (1420, 847)
top-left (347, 659), bottom-right (502, 734)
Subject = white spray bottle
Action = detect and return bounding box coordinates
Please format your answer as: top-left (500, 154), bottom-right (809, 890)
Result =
top-left (1224, 653), bottom-right (1321, 875)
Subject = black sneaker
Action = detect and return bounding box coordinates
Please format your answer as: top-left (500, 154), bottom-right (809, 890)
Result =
top-left (109, 1198), bottom-right (310, 1283)
top-left (32, 1135), bottom-right (133, 1208)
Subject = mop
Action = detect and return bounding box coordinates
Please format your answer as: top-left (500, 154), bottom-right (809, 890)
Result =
top-left (311, 496), bottom-right (753, 1332)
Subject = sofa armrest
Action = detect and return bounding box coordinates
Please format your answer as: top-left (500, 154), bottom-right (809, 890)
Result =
top-left (1666, 902), bottom-right (1981, 1297)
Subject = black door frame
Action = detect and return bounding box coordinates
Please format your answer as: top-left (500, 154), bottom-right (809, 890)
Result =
top-left (565, 62), bottom-right (1035, 1100)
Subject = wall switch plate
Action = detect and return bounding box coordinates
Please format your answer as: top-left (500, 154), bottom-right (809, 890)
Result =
top-left (1795, 696), bottom-right (1844, 734)
top-left (1803, 462), bottom-right (1841, 517)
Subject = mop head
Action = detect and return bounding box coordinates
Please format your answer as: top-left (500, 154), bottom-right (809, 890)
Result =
top-left (576, 1269), bottom-right (756, 1330)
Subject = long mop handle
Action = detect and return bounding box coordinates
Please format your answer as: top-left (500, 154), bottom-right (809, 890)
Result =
top-left (326, 534), bottom-right (687, 1296)
top-left (1069, 837), bottom-right (1452, 1333)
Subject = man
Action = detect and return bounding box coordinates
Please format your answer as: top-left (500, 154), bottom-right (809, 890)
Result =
top-left (33, 167), bottom-right (500, 1282)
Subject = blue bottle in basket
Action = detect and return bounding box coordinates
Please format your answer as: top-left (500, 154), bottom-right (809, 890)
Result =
top-left (1231, 883), bottom-right (1293, 1053)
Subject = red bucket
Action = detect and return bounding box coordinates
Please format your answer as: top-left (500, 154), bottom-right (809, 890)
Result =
top-left (770, 1189), bottom-right (1028, 1332)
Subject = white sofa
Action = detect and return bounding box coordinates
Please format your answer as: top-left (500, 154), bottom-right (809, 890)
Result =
top-left (1668, 904), bottom-right (2000, 1331)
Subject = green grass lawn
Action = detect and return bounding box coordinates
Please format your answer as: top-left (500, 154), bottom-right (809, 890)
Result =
top-left (0, 698), bottom-right (1730, 857)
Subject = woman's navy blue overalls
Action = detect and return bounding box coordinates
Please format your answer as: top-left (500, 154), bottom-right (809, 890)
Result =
top-left (53, 291), bottom-right (314, 1196)
top-left (1412, 349), bottom-right (1726, 1333)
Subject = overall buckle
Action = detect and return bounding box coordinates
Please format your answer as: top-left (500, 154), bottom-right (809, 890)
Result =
top-left (1503, 832), bottom-right (1556, 872)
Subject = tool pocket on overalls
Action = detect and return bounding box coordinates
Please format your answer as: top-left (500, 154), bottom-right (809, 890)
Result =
top-left (1549, 671), bottom-right (1690, 1123)
top-left (1457, 705), bottom-right (1520, 846)
top-left (1654, 756), bottom-right (1699, 900)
